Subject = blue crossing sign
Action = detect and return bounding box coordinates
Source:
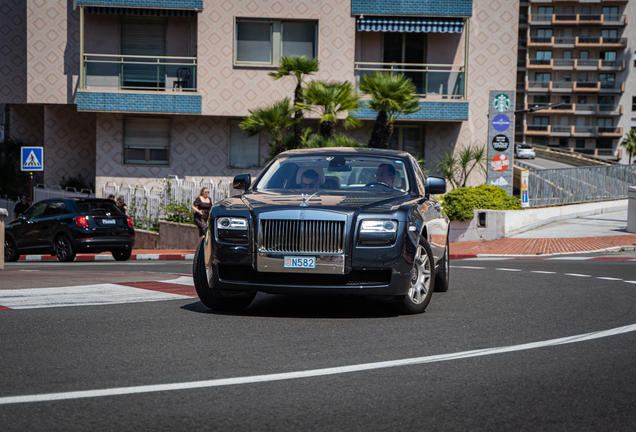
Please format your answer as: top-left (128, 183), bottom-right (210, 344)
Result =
top-left (21, 147), bottom-right (44, 171)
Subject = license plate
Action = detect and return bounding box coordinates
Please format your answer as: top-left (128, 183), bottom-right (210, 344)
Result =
top-left (102, 219), bottom-right (116, 225)
top-left (284, 257), bottom-right (315, 269)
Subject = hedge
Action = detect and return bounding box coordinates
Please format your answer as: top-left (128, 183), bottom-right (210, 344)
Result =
top-left (441, 185), bottom-right (522, 221)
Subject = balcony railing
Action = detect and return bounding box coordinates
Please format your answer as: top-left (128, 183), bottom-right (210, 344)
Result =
top-left (530, 13), bottom-right (627, 26)
top-left (598, 104), bottom-right (622, 115)
top-left (573, 126), bottom-right (596, 136)
top-left (81, 53), bottom-right (198, 91)
top-left (554, 37), bottom-right (576, 45)
top-left (597, 126), bottom-right (623, 136)
top-left (553, 59), bottom-right (575, 68)
top-left (354, 62), bottom-right (466, 99)
top-left (575, 104), bottom-right (597, 114)
top-left (551, 81), bottom-right (574, 90)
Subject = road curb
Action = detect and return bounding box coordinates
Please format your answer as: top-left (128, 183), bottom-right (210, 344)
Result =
top-left (18, 253), bottom-right (195, 262)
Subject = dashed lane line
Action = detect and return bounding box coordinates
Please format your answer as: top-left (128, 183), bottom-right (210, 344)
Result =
top-left (565, 274), bottom-right (592, 278)
top-left (495, 268), bottom-right (522, 272)
top-left (531, 271), bottom-right (557, 274)
top-left (1, 323), bottom-right (635, 406)
top-left (450, 266), bottom-right (486, 270)
top-left (597, 277), bottom-right (623, 281)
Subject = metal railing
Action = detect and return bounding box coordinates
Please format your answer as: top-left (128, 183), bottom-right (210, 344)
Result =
top-left (354, 62), bottom-right (466, 99)
top-left (520, 165), bottom-right (636, 207)
top-left (102, 177), bottom-right (232, 230)
top-left (82, 53), bottom-right (197, 91)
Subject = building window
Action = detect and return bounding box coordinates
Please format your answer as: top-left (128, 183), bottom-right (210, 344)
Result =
top-left (632, 96), bottom-right (636, 111)
top-left (563, 51), bottom-right (572, 60)
top-left (388, 126), bottom-right (424, 159)
top-left (235, 19), bottom-right (318, 66)
top-left (597, 118), bottom-right (613, 128)
top-left (229, 121), bottom-right (260, 168)
top-left (123, 117), bottom-right (170, 165)
top-left (576, 139), bottom-right (585, 149)
top-left (596, 139), bottom-right (613, 149)
top-left (579, 51), bottom-right (589, 60)
top-left (533, 116), bottom-right (549, 126)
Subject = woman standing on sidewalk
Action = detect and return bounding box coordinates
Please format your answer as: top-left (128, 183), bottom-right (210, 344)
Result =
top-left (192, 188), bottom-right (212, 241)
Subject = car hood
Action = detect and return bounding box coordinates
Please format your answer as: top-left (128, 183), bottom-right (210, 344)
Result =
top-left (217, 190), bottom-right (414, 214)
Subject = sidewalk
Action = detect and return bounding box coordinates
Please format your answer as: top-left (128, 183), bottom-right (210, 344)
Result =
top-left (17, 249), bottom-right (196, 261)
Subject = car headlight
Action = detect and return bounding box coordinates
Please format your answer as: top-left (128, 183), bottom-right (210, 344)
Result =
top-left (217, 217), bottom-right (248, 230)
top-left (358, 220), bottom-right (398, 246)
top-left (216, 217), bottom-right (249, 243)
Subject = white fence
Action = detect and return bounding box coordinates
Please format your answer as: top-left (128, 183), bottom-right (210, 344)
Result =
top-left (102, 177), bottom-right (233, 229)
top-left (1, 186), bottom-right (95, 221)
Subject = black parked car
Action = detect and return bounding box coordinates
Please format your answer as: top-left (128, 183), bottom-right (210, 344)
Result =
top-left (4, 198), bottom-right (135, 262)
top-left (193, 148), bottom-right (450, 315)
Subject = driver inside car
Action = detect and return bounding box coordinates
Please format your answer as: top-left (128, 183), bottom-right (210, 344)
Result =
top-left (374, 163), bottom-right (395, 187)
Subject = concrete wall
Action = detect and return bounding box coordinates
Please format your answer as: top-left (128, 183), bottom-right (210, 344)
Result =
top-left (628, 187), bottom-right (636, 234)
top-left (159, 221), bottom-right (199, 249)
top-left (450, 199), bottom-right (628, 242)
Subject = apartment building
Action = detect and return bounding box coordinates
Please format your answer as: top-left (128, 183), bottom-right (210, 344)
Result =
top-left (0, 0), bottom-right (518, 193)
top-left (516, 0), bottom-right (634, 162)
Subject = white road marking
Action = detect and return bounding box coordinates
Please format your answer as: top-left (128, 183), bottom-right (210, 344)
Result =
top-left (547, 257), bottom-right (590, 260)
top-left (565, 274), bottom-right (592, 278)
top-left (1, 322), bottom-right (635, 406)
top-left (450, 266), bottom-right (486, 269)
top-left (164, 276), bottom-right (194, 286)
top-left (625, 281), bottom-right (636, 285)
top-left (495, 268), bottom-right (522, 272)
top-left (531, 271), bottom-right (556, 274)
top-left (0, 284), bottom-right (190, 309)
top-left (597, 277), bottom-right (622, 281)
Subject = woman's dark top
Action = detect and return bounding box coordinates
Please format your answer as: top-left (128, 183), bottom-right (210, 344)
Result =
top-left (193, 196), bottom-right (212, 236)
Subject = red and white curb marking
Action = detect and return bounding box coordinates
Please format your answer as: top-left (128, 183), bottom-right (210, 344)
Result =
top-left (18, 254), bottom-right (195, 262)
top-left (0, 276), bottom-right (196, 310)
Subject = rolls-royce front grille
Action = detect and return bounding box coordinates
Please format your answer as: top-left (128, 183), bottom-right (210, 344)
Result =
top-left (259, 219), bottom-right (345, 253)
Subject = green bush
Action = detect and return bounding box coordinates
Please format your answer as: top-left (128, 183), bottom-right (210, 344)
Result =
top-left (441, 185), bottom-right (522, 221)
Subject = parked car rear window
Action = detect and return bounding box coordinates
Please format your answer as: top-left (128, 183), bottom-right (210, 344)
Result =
top-left (75, 202), bottom-right (122, 214)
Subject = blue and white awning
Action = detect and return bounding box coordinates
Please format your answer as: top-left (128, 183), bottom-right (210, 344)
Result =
top-left (357, 17), bottom-right (464, 33)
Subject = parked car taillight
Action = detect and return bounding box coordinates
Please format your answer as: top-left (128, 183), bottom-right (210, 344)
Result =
top-left (127, 216), bottom-right (133, 228)
top-left (75, 216), bottom-right (89, 228)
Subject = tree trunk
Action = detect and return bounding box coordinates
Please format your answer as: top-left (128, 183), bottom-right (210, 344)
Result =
top-left (275, 139), bottom-right (287, 156)
top-left (379, 121), bottom-right (394, 149)
top-left (320, 121), bottom-right (335, 138)
top-left (293, 82), bottom-right (304, 149)
top-left (368, 110), bottom-right (388, 149)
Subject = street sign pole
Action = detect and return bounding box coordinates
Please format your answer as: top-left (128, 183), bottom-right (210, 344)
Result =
top-left (487, 90), bottom-right (515, 195)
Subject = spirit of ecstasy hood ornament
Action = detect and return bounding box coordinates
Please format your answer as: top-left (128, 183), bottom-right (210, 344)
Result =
top-left (299, 191), bottom-right (321, 207)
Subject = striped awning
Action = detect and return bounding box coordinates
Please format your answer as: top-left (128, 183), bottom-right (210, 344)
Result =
top-left (86, 7), bottom-right (198, 17)
top-left (357, 17), bottom-right (464, 33)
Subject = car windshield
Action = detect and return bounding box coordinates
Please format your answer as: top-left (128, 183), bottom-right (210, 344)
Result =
top-left (75, 201), bottom-right (122, 214)
top-left (254, 154), bottom-right (411, 193)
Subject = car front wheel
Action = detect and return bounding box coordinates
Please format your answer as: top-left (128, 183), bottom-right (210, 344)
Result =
top-left (193, 239), bottom-right (255, 312)
top-left (55, 234), bottom-right (76, 262)
top-left (4, 238), bottom-right (19, 262)
top-left (111, 249), bottom-right (132, 261)
top-left (393, 236), bottom-right (435, 314)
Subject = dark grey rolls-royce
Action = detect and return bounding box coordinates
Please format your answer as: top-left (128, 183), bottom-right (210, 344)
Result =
top-left (192, 148), bottom-right (450, 314)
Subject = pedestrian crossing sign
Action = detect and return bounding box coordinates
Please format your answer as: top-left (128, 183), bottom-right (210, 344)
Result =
top-left (21, 147), bottom-right (44, 171)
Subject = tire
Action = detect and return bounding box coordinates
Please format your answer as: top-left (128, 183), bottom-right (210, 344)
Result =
top-left (4, 237), bottom-right (19, 262)
top-left (193, 239), bottom-right (255, 312)
top-left (393, 235), bottom-right (435, 315)
top-left (111, 249), bottom-right (132, 261)
top-left (434, 234), bottom-right (450, 292)
top-left (55, 234), bottom-right (76, 262)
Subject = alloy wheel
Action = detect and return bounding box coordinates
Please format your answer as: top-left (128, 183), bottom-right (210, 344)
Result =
top-left (408, 244), bottom-right (431, 304)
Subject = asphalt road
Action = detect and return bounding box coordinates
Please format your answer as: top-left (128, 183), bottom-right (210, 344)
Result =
top-left (1, 257), bottom-right (636, 431)
top-left (517, 156), bottom-right (576, 170)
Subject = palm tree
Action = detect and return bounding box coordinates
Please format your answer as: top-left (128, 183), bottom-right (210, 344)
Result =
top-left (359, 72), bottom-right (421, 149)
top-left (436, 144), bottom-right (487, 188)
top-left (298, 81), bottom-right (361, 138)
top-left (239, 98), bottom-right (298, 157)
top-left (269, 56), bottom-right (320, 149)
top-left (620, 129), bottom-right (636, 164)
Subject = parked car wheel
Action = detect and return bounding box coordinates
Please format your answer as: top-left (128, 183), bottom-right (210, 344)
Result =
top-left (4, 238), bottom-right (19, 262)
top-left (193, 239), bottom-right (255, 312)
top-left (393, 236), bottom-right (435, 314)
top-left (55, 234), bottom-right (76, 262)
top-left (111, 249), bottom-right (132, 261)
top-left (434, 234), bottom-right (450, 293)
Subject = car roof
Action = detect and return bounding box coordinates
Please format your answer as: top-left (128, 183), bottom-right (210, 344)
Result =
top-left (278, 147), bottom-right (413, 158)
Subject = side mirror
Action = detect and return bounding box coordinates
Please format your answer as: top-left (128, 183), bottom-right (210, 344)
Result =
top-left (233, 174), bottom-right (251, 191)
top-left (425, 176), bottom-right (447, 196)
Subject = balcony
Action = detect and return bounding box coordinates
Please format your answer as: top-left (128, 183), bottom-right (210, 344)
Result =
top-left (527, 58), bottom-right (553, 69)
top-left (600, 59), bottom-right (626, 71)
top-left (551, 125), bottom-right (573, 136)
top-left (573, 81), bottom-right (601, 92)
top-left (525, 125), bottom-right (551, 136)
top-left (573, 126), bottom-right (596, 137)
top-left (551, 81), bottom-right (574, 92)
top-left (524, 102), bottom-right (575, 114)
top-left (553, 59), bottom-right (576, 70)
top-left (574, 104), bottom-right (597, 115)
top-left (354, 62), bottom-right (466, 100)
top-left (554, 37), bottom-right (576, 47)
top-left (599, 81), bottom-right (625, 93)
top-left (528, 36), bottom-right (554, 47)
top-left (529, 13), bottom-right (627, 26)
top-left (597, 126), bottom-right (623, 137)
top-left (597, 104), bottom-right (623, 115)
top-left (527, 80), bottom-right (552, 91)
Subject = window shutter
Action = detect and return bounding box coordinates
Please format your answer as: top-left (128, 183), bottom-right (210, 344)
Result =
top-left (121, 16), bottom-right (167, 86)
top-left (124, 118), bottom-right (171, 149)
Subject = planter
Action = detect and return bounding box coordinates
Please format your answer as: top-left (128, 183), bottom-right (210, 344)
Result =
top-left (159, 221), bottom-right (200, 250)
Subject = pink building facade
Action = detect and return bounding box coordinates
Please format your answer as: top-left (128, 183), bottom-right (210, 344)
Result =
top-left (0, 0), bottom-right (519, 195)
